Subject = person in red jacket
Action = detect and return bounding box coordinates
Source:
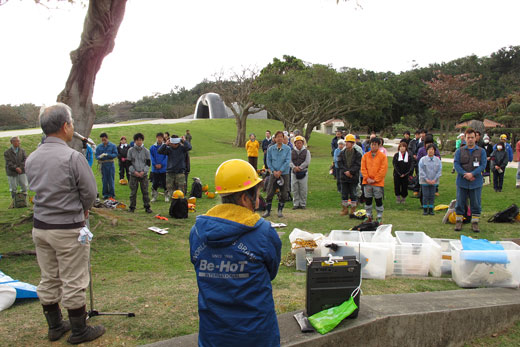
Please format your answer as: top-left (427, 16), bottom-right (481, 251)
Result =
top-left (361, 137), bottom-right (388, 223)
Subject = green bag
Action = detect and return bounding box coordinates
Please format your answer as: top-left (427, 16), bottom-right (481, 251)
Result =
top-left (308, 296), bottom-right (358, 335)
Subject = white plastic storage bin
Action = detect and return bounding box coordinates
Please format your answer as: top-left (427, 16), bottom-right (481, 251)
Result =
top-left (393, 244), bottom-right (432, 276)
top-left (358, 243), bottom-right (389, 280)
top-left (395, 231), bottom-right (441, 277)
top-left (433, 238), bottom-right (457, 275)
top-left (294, 248), bottom-right (319, 271)
top-left (322, 241), bottom-right (360, 258)
top-left (329, 230), bottom-right (362, 242)
top-left (361, 231), bottom-right (395, 276)
top-left (450, 240), bottom-right (520, 288)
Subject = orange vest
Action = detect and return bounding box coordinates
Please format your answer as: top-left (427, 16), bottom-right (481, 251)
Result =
top-left (361, 150), bottom-right (388, 187)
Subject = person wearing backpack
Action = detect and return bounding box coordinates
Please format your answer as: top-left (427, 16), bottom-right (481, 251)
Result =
top-left (453, 128), bottom-right (487, 233)
top-left (490, 141), bottom-right (509, 192)
top-left (190, 159), bottom-right (281, 347)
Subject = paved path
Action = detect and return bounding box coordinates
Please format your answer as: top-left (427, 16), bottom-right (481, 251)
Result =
top-left (0, 117), bottom-right (197, 139)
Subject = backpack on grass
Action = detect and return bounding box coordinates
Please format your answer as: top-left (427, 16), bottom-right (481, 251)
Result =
top-left (190, 179), bottom-right (203, 198)
top-left (169, 198), bottom-right (188, 219)
top-left (487, 204), bottom-right (519, 223)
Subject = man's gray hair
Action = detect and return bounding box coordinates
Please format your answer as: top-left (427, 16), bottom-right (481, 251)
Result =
top-left (39, 103), bottom-right (73, 135)
top-left (10, 136), bottom-right (19, 143)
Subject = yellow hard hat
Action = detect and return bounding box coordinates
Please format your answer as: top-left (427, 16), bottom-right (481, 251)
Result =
top-left (205, 191), bottom-right (216, 199)
top-left (500, 134), bottom-right (507, 139)
top-left (172, 190), bottom-right (184, 199)
top-left (119, 179), bottom-right (128, 185)
top-left (294, 136), bottom-right (305, 143)
top-left (188, 197), bottom-right (196, 204)
top-left (448, 212), bottom-right (457, 224)
top-left (202, 184), bottom-right (209, 192)
top-left (515, 213), bottom-right (520, 222)
top-left (345, 134), bottom-right (356, 143)
top-left (214, 159), bottom-right (263, 195)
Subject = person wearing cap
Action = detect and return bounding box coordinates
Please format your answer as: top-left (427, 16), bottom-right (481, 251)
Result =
top-left (290, 136), bottom-right (311, 210)
top-left (4, 136), bottom-right (29, 207)
top-left (493, 134), bottom-right (514, 162)
top-left (158, 135), bottom-right (192, 199)
top-left (95, 132), bottom-right (118, 199)
top-left (117, 136), bottom-right (130, 182)
top-left (453, 128), bottom-right (487, 233)
top-left (264, 131), bottom-right (291, 218)
top-left (333, 140), bottom-right (345, 193)
top-left (245, 133), bottom-right (260, 170)
top-left (189, 159), bottom-right (281, 347)
top-left (338, 134), bottom-right (362, 216)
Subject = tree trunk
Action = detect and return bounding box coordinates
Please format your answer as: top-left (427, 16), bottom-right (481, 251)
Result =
top-left (58, 0), bottom-right (127, 151)
top-left (439, 119), bottom-right (448, 150)
top-left (234, 113), bottom-right (248, 147)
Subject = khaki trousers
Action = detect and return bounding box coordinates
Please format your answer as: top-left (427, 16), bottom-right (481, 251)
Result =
top-left (32, 227), bottom-right (90, 309)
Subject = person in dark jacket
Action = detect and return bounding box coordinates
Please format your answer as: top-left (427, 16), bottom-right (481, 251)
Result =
top-left (117, 136), bottom-right (130, 181)
top-left (95, 133), bottom-right (118, 199)
top-left (4, 136), bottom-right (28, 206)
top-left (337, 134), bottom-right (362, 217)
top-left (190, 159), bottom-right (281, 347)
top-left (331, 130), bottom-right (344, 157)
top-left (482, 135), bottom-right (493, 178)
top-left (261, 130), bottom-right (272, 169)
top-left (149, 133), bottom-right (168, 202)
top-left (490, 141), bottom-right (509, 192)
top-left (393, 141), bottom-right (414, 204)
top-left (158, 135), bottom-right (192, 198)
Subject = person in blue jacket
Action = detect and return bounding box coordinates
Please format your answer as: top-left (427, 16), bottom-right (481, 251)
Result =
top-left (95, 132), bottom-right (118, 199)
top-left (493, 134), bottom-right (514, 162)
top-left (453, 128), bottom-right (487, 233)
top-left (149, 132), bottom-right (168, 202)
top-left (190, 159), bottom-right (282, 347)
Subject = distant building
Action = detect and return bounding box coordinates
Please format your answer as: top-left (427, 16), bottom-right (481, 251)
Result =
top-left (314, 119), bottom-right (344, 135)
top-left (455, 119), bottom-right (504, 129)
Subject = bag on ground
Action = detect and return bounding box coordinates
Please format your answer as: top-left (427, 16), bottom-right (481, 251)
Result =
top-left (169, 198), bottom-right (188, 219)
top-left (488, 204), bottom-right (519, 223)
top-left (190, 179), bottom-right (203, 198)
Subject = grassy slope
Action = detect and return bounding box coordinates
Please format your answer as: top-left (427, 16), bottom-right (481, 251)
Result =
top-left (0, 119), bottom-right (519, 346)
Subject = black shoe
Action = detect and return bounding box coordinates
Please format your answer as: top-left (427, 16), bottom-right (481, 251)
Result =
top-left (423, 208), bottom-right (428, 215)
top-left (145, 208), bottom-right (153, 214)
top-left (428, 208), bottom-right (434, 215)
top-left (292, 206), bottom-right (299, 210)
top-left (300, 206), bottom-right (306, 210)
top-left (67, 308), bottom-right (105, 345)
top-left (43, 304), bottom-right (70, 341)
top-left (128, 208), bottom-right (135, 213)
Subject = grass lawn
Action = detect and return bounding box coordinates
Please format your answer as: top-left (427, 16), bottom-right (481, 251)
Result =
top-left (0, 119), bottom-right (519, 346)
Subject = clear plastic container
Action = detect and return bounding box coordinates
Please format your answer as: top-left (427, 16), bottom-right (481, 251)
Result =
top-left (295, 248), bottom-right (318, 271)
top-left (393, 244), bottom-right (432, 276)
top-left (396, 231), bottom-right (441, 277)
top-left (329, 230), bottom-right (362, 242)
top-left (361, 231), bottom-right (395, 276)
top-left (433, 238), bottom-right (457, 275)
top-left (450, 240), bottom-right (520, 288)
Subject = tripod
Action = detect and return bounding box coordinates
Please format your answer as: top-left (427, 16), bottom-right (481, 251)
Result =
top-left (87, 257), bottom-right (135, 319)
top-left (85, 218), bottom-right (135, 319)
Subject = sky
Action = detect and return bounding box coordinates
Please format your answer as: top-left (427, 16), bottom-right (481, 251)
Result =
top-left (1, 0), bottom-right (519, 106)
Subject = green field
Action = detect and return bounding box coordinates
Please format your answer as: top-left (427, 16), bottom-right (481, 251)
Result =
top-left (1, 119), bottom-right (519, 346)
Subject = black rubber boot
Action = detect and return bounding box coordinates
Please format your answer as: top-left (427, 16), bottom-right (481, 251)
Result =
top-left (262, 203), bottom-right (272, 218)
top-left (277, 203), bottom-right (285, 218)
top-left (42, 304), bottom-right (70, 341)
top-left (428, 208), bottom-right (434, 215)
top-left (423, 208), bottom-right (428, 215)
top-left (67, 307), bottom-right (105, 345)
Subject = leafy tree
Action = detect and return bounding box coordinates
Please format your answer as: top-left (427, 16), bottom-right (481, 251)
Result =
top-left (210, 68), bottom-right (265, 147)
top-left (424, 72), bottom-right (493, 149)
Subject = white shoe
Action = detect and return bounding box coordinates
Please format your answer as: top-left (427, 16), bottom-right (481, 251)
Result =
top-left (165, 196), bottom-right (170, 202)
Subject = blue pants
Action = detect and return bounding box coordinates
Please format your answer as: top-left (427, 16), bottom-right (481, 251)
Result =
top-left (421, 184), bottom-right (436, 208)
top-left (455, 186), bottom-right (482, 217)
top-left (101, 163), bottom-right (115, 198)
